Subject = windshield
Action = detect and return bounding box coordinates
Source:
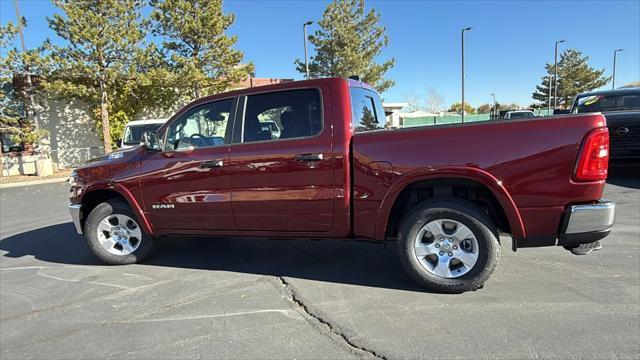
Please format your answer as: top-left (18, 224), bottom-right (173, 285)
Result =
top-left (509, 112), bottom-right (534, 119)
top-left (123, 124), bottom-right (163, 145)
top-left (573, 93), bottom-right (640, 113)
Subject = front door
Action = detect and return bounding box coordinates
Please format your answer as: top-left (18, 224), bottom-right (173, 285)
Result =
top-left (228, 87), bottom-right (335, 233)
top-left (139, 97), bottom-right (237, 231)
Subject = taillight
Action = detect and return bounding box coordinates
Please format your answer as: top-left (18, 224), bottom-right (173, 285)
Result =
top-left (574, 127), bottom-right (609, 181)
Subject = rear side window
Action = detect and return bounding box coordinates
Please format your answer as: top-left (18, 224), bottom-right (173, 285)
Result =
top-left (350, 87), bottom-right (385, 132)
top-left (242, 89), bottom-right (322, 143)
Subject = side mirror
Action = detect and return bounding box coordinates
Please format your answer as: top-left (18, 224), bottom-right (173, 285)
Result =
top-left (115, 139), bottom-right (122, 148)
top-left (142, 131), bottom-right (161, 151)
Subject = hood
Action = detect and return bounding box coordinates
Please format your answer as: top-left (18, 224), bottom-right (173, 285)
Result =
top-left (83, 146), bottom-right (142, 167)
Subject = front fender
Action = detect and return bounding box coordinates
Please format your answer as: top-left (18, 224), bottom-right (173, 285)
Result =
top-left (81, 181), bottom-right (154, 236)
top-left (374, 166), bottom-right (525, 240)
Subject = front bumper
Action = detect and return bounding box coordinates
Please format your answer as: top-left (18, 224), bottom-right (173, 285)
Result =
top-left (69, 204), bottom-right (83, 235)
top-left (558, 200), bottom-right (615, 247)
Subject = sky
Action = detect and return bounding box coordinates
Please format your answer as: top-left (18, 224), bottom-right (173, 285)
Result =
top-left (1, 0), bottom-right (639, 108)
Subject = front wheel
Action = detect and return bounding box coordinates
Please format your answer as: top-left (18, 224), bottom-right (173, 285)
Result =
top-left (397, 198), bottom-right (501, 293)
top-left (84, 198), bottom-right (155, 265)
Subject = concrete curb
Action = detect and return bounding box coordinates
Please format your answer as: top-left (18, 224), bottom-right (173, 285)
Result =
top-left (0, 177), bottom-right (69, 189)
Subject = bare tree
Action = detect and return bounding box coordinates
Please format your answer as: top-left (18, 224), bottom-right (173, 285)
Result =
top-left (425, 88), bottom-right (445, 113)
top-left (403, 91), bottom-right (423, 112)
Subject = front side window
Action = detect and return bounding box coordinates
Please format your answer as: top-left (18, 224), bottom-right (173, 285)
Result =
top-left (164, 99), bottom-right (233, 151)
top-left (242, 89), bottom-right (322, 143)
top-left (350, 87), bottom-right (385, 132)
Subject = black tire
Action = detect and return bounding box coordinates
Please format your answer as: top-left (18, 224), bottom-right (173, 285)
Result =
top-left (397, 198), bottom-right (501, 293)
top-left (84, 198), bottom-right (155, 265)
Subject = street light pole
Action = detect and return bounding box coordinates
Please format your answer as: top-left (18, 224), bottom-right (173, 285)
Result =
top-left (553, 39), bottom-right (565, 110)
top-left (612, 48), bottom-right (623, 90)
top-left (547, 75), bottom-right (552, 115)
top-left (461, 27), bottom-right (472, 123)
top-left (490, 93), bottom-right (496, 119)
top-left (303, 21), bottom-right (313, 79)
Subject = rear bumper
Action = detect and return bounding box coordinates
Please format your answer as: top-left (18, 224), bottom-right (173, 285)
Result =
top-left (515, 200), bottom-right (615, 249)
top-left (69, 203), bottom-right (83, 235)
top-left (558, 200), bottom-right (615, 247)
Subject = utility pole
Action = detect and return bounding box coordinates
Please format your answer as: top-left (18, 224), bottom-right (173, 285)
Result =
top-left (490, 93), bottom-right (496, 119)
top-left (553, 39), bottom-right (565, 110)
top-left (13, 0), bottom-right (40, 146)
top-left (303, 21), bottom-right (313, 79)
top-left (461, 27), bottom-right (472, 123)
top-left (612, 49), bottom-right (623, 90)
top-left (547, 75), bottom-right (552, 115)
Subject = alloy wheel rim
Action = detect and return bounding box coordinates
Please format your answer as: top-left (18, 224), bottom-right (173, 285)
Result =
top-left (96, 214), bottom-right (142, 256)
top-left (413, 218), bottom-right (479, 278)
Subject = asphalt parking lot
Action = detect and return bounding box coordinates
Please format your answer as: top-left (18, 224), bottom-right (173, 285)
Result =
top-left (1, 171), bottom-right (639, 359)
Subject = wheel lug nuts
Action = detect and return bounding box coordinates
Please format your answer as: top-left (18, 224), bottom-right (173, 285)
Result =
top-left (439, 251), bottom-right (444, 256)
top-left (435, 244), bottom-right (440, 248)
top-left (453, 245), bottom-right (458, 250)
top-left (448, 252), bottom-right (453, 256)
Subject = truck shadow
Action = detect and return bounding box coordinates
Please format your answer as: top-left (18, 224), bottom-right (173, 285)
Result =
top-left (0, 222), bottom-right (423, 292)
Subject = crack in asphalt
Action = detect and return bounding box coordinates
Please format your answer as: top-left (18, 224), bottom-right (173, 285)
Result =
top-left (276, 276), bottom-right (386, 360)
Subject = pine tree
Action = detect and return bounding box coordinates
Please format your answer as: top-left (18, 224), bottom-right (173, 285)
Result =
top-left (150, 0), bottom-right (253, 99)
top-left (45, 0), bottom-right (147, 153)
top-left (296, 0), bottom-right (395, 93)
top-left (532, 49), bottom-right (610, 108)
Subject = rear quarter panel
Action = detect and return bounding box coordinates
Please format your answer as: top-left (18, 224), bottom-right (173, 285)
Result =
top-left (352, 113), bottom-right (607, 240)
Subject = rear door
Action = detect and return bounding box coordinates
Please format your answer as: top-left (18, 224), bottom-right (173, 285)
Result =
top-left (228, 87), bottom-right (335, 233)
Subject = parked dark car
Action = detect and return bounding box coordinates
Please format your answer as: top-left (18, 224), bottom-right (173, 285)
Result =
top-left (572, 87), bottom-right (640, 166)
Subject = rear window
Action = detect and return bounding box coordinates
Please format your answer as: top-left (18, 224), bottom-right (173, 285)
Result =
top-left (350, 87), bottom-right (385, 132)
top-left (574, 93), bottom-right (640, 113)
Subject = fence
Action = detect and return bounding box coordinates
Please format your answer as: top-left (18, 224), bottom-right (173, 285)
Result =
top-left (401, 109), bottom-right (554, 128)
top-left (1, 146), bottom-right (105, 177)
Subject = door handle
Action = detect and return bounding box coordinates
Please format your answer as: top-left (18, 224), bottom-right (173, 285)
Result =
top-left (294, 153), bottom-right (323, 161)
top-left (199, 159), bottom-right (224, 168)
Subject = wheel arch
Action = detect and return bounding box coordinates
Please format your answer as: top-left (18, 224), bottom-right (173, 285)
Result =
top-left (80, 183), bottom-right (153, 235)
top-left (375, 166), bottom-right (525, 241)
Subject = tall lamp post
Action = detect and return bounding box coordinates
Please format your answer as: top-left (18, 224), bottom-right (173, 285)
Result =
top-left (547, 74), bottom-right (552, 115)
top-left (461, 27), bottom-right (472, 123)
top-left (303, 21), bottom-right (313, 79)
top-left (612, 48), bottom-right (623, 90)
top-left (553, 39), bottom-right (565, 110)
top-left (490, 93), bottom-right (496, 119)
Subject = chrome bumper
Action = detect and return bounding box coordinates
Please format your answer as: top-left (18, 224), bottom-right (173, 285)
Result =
top-left (68, 204), bottom-right (83, 235)
top-left (559, 200), bottom-right (615, 246)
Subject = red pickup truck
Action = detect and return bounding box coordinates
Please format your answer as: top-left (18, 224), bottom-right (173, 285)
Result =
top-left (68, 78), bottom-right (615, 293)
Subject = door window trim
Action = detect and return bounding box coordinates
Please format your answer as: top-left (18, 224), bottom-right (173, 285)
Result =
top-left (234, 87), bottom-right (326, 146)
top-left (161, 96), bottom-right (239, 153)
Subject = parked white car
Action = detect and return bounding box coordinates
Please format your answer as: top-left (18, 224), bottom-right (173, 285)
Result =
top-left (120, 119), bottom-right (167, 149)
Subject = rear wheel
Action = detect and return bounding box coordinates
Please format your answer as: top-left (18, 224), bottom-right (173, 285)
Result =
top-left (84, 199), bottom-right (154, 265)
top-left (397, 198), bottom-right (500, 293)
